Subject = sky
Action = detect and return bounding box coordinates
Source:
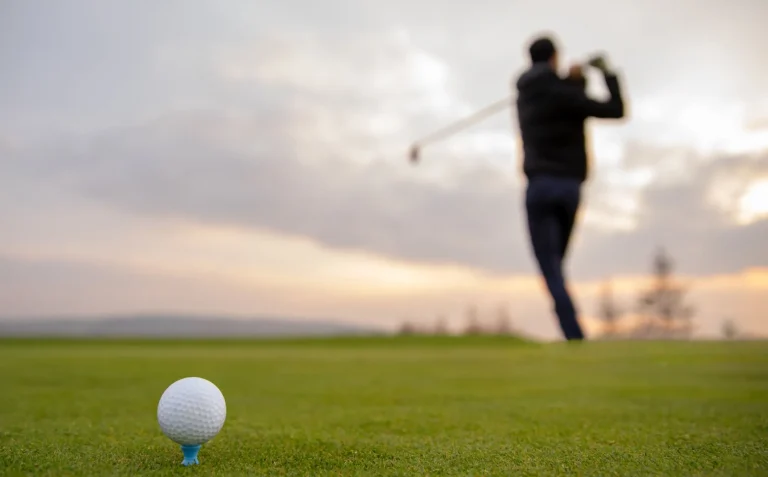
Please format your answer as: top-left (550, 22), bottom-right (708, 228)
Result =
top-left (1, 0), bottom-right (767, 340)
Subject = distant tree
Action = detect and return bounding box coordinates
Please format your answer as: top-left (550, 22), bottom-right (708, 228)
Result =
top-left (637, 247), bottom-right (695, 336)
top-left (721, 318), bottom-right (738, 340)
top-left (398, 321), bottom-right (417, 335)
top-left (494, 304), bottom-right (514, 335)
top-left (598, 279), bottom-right (622, 335)
top-left (463, 304), bottom-right (483, 335)
top-left (433, 315), bottom-right (449, 335)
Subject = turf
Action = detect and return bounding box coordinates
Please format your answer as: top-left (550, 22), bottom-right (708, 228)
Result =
top-left (0, 336), bottom-right (766, 476)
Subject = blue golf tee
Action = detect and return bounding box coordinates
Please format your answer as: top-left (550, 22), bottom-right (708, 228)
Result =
top-left (180, 444), bottom-right (202, 466)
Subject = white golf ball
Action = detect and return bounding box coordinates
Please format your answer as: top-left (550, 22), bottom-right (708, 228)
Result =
top-left (157, 377), bottom-right (227, 446)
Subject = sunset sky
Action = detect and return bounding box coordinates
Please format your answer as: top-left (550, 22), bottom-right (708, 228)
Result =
top-left (1, 0), bottom-right (767, 340)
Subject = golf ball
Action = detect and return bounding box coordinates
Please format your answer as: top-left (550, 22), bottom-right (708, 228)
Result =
top-left (157, 377), bottom-right (226, 446)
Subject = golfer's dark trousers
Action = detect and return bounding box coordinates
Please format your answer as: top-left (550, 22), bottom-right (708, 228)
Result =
top-left (525, 175), bottom-right (585, 341)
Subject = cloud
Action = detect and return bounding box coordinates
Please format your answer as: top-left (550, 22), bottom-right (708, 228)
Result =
top-left (5, 109), bottom-right (530, 272)
top-left (574, 146), bottom-right (768, 277)
top-left (4, 0), bottom-right (767, 138)
top-left (7, 104), bottom-right (767, 280)
top-left (2, 0), bottom-right (768, 286)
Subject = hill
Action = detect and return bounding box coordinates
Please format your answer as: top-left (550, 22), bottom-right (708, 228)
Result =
top-left (0, 314), bottom-right (381, 338)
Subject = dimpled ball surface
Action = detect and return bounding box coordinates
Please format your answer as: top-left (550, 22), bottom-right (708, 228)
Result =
top-left (157, 377), bottom-right (226, 446)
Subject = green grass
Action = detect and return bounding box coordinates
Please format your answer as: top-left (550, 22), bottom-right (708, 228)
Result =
top-left (0, 336), bottom-right (766, 476)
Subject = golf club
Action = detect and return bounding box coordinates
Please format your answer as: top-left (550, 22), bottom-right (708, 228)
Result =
top-left (408, 54), bottom-right (607, 164)
top-left (408, 95), bottom-right (512, 164)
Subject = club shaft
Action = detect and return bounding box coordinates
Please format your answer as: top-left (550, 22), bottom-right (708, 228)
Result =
top-left (414, 96), bottom-right (512, 147)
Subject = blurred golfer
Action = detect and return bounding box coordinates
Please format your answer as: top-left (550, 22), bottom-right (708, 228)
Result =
top-left (515, 35), bottom-right (626, 341)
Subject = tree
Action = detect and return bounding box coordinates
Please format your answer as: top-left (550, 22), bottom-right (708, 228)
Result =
top-left (398, 321), bottom-right (417, 335)
top-left (721, 318), bottom-right (738, 340)
top-left (463, 304), bottom-right (483, 335)
top-left (433, 315), bottom-right (449, 335)
top-left (636, 247), bottom-right (695, 337)
top-left (598, 279), bottom-right (622, 335)
top-left (494, 304), bottom-right (514, 335)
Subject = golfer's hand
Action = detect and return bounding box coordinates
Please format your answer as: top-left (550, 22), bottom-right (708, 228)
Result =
top-left (566, 64), bottom-right (587, 89)
top-left (587, 54), bottom-right (612, 73)
top-left (568, 64), bottom-right (584, 80)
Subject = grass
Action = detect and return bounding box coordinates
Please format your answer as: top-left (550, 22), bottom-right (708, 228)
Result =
top-left (0, 336), bottom-right (766, 476)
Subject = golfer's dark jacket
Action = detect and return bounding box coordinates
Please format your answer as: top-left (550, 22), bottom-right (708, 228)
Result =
top-left (515, 63), bottom-right (625, 183)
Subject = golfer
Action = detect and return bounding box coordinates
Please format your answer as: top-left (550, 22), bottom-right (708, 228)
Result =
top-left (515, 35), bottom-right (626, 341)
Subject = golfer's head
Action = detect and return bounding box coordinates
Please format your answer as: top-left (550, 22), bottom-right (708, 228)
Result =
top-left (529, 36), bottom-right (558, 69)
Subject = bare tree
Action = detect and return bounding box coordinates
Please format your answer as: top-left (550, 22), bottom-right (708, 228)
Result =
top-left (494, 304), bottom-right (514, 335)
top-left (598, 279), bottom-right (622, 336)
top-left (433, 315), bottom-right (449, 335)
top-left (398, 321), bottom-right (417, 335)
top-left (463, 304), bottom-right (483, 335)
top-left (721, 318), bottom-right (738, 340)
top-left (637, 247), bottom-right (695, 337)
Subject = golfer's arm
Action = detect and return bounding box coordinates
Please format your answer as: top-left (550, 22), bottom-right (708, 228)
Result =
top-left (584, 72), bottom-right (625, 119)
